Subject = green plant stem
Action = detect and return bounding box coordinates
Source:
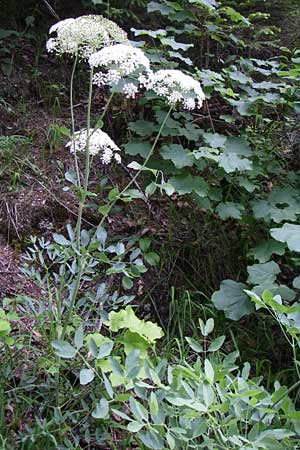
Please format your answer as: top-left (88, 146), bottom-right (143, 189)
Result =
top-left (61, 68), bottom-right (94, 340)
top-left (97, 106), bottom-right (174, 230)
top-left (75, 67), bottom-right (94, 248)
top-left (70, 53), bottom-right (81, 188)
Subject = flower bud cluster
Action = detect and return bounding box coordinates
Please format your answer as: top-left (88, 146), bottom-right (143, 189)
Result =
top-left (66, 129), bottom-right (121, 165)
top-left (46, 15), bottom-right (127, 59)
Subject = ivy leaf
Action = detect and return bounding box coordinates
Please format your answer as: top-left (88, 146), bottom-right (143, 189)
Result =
top-left (212, 280), bottom-right (254, 320)
top-left (248, 240), bottom-right (286, 263)
top-left (247, 261), bottom-right (280, 285)
top-left (271, 224), bottom-right (300, 252)
top-left (216, 202), bottom-right (245, 220)
top-left (160, 144), bottom-right (193, 169)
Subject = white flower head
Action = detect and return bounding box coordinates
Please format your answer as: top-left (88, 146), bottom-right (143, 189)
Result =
top-left (142, 69), bottom-right (205, 110)
top-left (46, 15), bottom-right (127, 59)
top-left (89, 43), bottom-right (151, 98)
top-left (66, 128), bottom-right (121, 164)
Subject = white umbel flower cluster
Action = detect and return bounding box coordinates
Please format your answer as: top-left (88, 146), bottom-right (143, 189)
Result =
top-left (89, 44), bottom-right (151, 98)
top-left (66, 129), bottom-right (121, 164)
top-left (142, 69), bottom-right (205, 110)
top-left (46, 15), bottom-right (127, 59)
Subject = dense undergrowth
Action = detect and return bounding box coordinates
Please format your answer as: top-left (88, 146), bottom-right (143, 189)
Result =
top-left (1, 0), bottom-right (300, 449)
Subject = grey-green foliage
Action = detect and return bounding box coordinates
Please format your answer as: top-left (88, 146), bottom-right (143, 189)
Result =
top-left (53, 310), bottom-right (300, 449)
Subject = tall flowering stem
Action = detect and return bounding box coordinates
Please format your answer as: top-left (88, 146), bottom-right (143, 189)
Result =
top-left (75, 66), bottom-right (94, 248)
top-left (70, 53), bottom-right (81, 188)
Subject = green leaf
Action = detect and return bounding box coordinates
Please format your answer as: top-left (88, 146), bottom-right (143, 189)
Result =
top-left (144, 252), bottom-right (160, 266)
top-left (219, 153), bottom-right (252, 173)
top-left (149, 392), bottom-right (159, 416)
top-left (228, 70), bottom-right (252, 84)
top-left (225, 136), bottom-right (252, 156)
top-left (53, 233), bottom-right (70, 246)
top-left (139, 431), bottom-right (164, 450)
top-left (203, 132), bottom-right (227, 148)
top-left (247, 261), bottom-right (280, 285)
top-left (186, 337), bottom-right (203, 352)
top-left (0, 319), bottom-right (10, 337)
top-left (212, 280), bottom-right (254, 320)
top-left (109, 307), bottom-right (163, 343)
top-left (97, 341), bottom-right (114, 359)
top-left (271, 224), bottom-right (300, 252)
top-left (127, 421), bottom-right (145, 432)
top-left (252, 188), bottom-right (300, 223)
top-left (74, 325), bottom-right (84, 349)
top-left (129, 397), bottom-right (148, 422)
top-left (216, 202), bottom-right (245, 220)
top-left (124, 140), bottom-right (152, 158)
top-left (92, 398), bottom-right (109, 419)
top-left (122, 276), bottom-right (133, 290)
top-left (160, 37), bottom-right (193, 51)
top-left (160, 144), bottom-right (193, 169)
top-left (208, 335), bottom-right (225, 352)
top-left (80, 368), bottom-right (94, 385)
top-left (148, 1), bottom-right (174, 15)
top-left (169, 174), bottom-right (208, 197)
top-left (248, 239), bottom-right (286, 263)
top-left (128, 120), bottom-right (157, 137)
top-left (204, 359), bottom-right (214, 383)
top-left (52, 341), bottom-right (77, 359)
